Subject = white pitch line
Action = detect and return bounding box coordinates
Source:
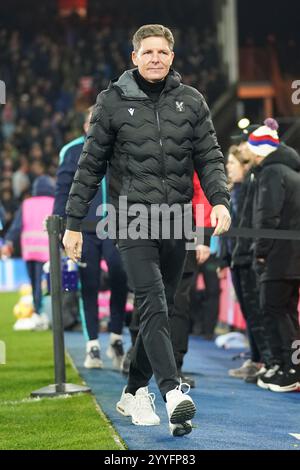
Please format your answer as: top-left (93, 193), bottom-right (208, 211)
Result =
top-left (0, 395), bottom-right (72, 406)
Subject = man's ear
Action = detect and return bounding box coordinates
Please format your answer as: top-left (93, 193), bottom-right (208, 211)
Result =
top-left (132, 50), bottom-right (138, 66)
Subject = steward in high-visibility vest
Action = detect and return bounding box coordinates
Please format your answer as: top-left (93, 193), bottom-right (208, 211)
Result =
top-left (4, 175), bottom-right (55, 330)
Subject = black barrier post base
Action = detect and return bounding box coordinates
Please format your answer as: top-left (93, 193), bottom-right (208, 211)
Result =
top-left (31, 215), bottom-right (90, 398)
top-left (31, 383), bottom-right (90, 398)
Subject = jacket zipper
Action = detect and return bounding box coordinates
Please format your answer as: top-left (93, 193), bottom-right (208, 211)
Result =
top-left (154, 104), bottom-right (168, 203)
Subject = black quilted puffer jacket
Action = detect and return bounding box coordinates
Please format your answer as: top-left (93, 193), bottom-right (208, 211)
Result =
top-left (66, 68), bottom-right (229, 231)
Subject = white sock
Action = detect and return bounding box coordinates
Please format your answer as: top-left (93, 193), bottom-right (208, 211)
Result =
top-left (86, 339), bottom-right (100, 352)
top-left (110, 333), bottom-right (122, 344)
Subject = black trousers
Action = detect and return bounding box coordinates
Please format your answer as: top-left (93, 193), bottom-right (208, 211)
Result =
top-left (231, 266), bottom-right (273, 365)
top-left (118, 237), bottom-right (187, 398)
top-left (80, 234), bottom-right (127, 340)
top-left (260, 279), bottom-right (300, 368)
top-left (170, 250), bottom-right (197, 371)
top-left (192, 255), bottom-right (220, 336)
top-left (26, 261), bottom-right (44, 314)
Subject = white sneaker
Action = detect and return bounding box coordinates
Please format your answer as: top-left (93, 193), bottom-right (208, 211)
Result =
top-left (116, 386), bottom-right (136, 416)
top-left (13, 317), bottom-right (36, 331)
top-left (13, 313), bottom-right (49, 331)
top-left (32, 313), bottom-right (49, 331)
top-left (117, 386), bottom-right (160, 426)
top-left (257, 364), bottom-right (281, 389)
top-left (84, 346), bottom-right (103, 369)
top-left (106, 339), bottom-right (125, 370)
top-left (166, 382), bottom-right (196, 436)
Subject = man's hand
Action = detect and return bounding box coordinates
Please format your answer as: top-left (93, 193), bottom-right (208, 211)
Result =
top-left (62, 230), bottom-right (83, 263)
top-left (195, 244), bottom-right (210, 265)
top-left (210, 205), bottom-right (231, 236)
top-left (216, 267), bottom-right (227, 280)
top-left (0, 243), bottom-right (13, 259)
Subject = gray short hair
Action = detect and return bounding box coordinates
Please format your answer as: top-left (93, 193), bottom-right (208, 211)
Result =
top-left (132, 24), bottom-right (174, 52)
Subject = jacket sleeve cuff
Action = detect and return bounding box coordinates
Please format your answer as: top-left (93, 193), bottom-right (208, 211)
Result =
top-left (66, 216), bottom-right (82, 232)
top-left (210, 192), bottom-right (230, 211)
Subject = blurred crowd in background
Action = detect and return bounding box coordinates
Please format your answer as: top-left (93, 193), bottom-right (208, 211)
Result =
top-left (0, 8), bottom-right (226, 236)
top-left (1, 2), bottom-right (299, 393)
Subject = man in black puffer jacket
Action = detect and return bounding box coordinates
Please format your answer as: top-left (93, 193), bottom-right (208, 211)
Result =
top-left (247, 119), bottom-right (300, 393)
top-left (63, 24), bottom-right (231, 436)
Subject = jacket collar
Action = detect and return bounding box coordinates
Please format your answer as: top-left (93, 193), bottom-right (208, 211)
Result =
top-left (110, 68), bottom-right (181, 99)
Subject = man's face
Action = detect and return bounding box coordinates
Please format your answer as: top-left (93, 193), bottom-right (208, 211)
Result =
top-left (132, 36), bottom-right (174, 83)
top-left (242, 143), bottom-right (258, 166)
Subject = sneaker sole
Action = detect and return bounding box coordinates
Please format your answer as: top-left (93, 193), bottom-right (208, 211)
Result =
top-left (84, 361), bottom-right (103, 369)
top-left (13, 326), bottom-right (35, 331)
top-left (131, 417), bottom-right (160, 426)
top-left (170, 400), bottom-right (196, 424)
top-left (171, 422), bottom-right (192, 437)
top-left (257, 378), bottom-right (270, 390)
top-left (268, 382), bottom-right (300, 393)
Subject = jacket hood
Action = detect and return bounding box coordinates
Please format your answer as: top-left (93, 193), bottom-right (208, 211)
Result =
top-left (110, 68), bottom-right (181, 99)
top-left (260, 143), bottom-right (300, 172)
top-left (32, 175), bottom-right (55, 197)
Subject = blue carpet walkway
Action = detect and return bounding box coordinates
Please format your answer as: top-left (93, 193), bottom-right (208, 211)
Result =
top-left (65, 332), bottom-right (300, 450)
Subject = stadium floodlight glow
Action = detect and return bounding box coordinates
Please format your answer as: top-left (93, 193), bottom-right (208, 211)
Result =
top-left (238, 118), bottom-right (250, 130)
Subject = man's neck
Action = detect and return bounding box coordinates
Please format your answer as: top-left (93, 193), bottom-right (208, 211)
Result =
top-left (133, 70), bottom-right (167, 102)
top-left (146, 77), bottom-right (166, 84)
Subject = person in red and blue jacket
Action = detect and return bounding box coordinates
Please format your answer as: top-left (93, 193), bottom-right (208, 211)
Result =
top-left (170, 172), bottom-right (220, 387)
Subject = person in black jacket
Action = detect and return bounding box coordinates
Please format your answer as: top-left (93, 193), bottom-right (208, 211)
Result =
top-left (218, 145), bottom-right (272, 381)
top-left (63, 24), bottom-right (231, 436)
top-left (53, 109), bottom-right (128, 370)
top-left (0, 202), bottom-right (6, 231)
top-left (247, 119), bottom-right (300, 392)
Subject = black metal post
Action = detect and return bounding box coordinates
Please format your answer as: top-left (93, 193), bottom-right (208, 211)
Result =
top-left (49, 215), bottom-right (65, 390)
top-left (31, 215), bottom-right (90, 397)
